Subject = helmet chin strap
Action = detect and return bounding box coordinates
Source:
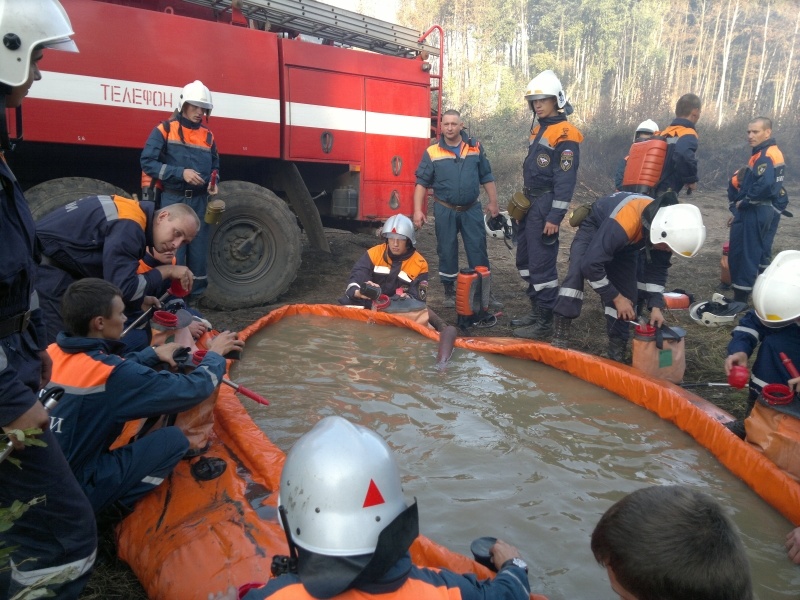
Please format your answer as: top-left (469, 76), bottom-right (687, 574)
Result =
top-left (0, 88), bottom-right (23, 152)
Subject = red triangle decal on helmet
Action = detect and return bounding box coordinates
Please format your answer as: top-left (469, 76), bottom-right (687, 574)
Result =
top-left (362, 479), bottom-right (386, 508)
top-left (392, 227), bottom-right (398, 233)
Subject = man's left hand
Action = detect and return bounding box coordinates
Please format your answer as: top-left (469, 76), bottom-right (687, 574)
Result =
top-left (649, 307), bottom-right (665, 328)
top-left (141, 296), bottom-right (162, 312)
top-left (543, 222), bottom-right (559, 235)
top-left (485, 201), bottom-right (500, 218)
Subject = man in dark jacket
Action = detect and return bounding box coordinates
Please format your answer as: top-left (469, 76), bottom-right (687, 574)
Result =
top-left (413, 109), bottom-right (500, 309)
top-left (36, 196), bottom-right (198, 342)
top-left (728, 117), bottom-right (787, 304)
top-left (0, 3), bottom-right (98, 598)
top-left (47, 278), bottom-right (243, 514)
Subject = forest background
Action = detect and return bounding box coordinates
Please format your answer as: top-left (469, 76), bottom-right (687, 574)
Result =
top-left (393, 0), bottom-right (800, 197)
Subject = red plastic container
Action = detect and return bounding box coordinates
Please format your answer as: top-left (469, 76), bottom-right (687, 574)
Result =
top-left (727, 365), bottom-right (749, 389)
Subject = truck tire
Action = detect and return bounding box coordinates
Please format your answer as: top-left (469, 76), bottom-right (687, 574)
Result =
top-left (204, 181), bottom-right (302, 310)
top-left (24, 177), bottom-right (130, 220)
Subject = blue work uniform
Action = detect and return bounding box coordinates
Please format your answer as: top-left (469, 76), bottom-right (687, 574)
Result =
top-left (339, 243), bottom-right (428, 308)
top-left (656, 118), bottom-right (699, 195)
top-left (554, 192), bottom-right (670, 341)
top-left (243, 552), bottom-right (531, 600)
top-left (141, 115), bottom-right (219, 300)
top-left (35, 196), bottom-right (164, 343)
top-left (415, 131), bottom-right (494, 284)
top-left (518, 114), bottom-right (582, 309)
top-left (0, 156), bottom-right (97, 600)
top-left (47, 334), bottom-right (226, 512)
top-left (729, 139), bottom-right (785, 295)
top-left (728, 311), bottom-right (800, 416)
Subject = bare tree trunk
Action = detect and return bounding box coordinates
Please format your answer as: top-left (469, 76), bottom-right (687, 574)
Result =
top-left (779, 9), bottom-right (800, 117)
top-left (716, 0), bottom-right (740, 128)
top-left (754, 3), bottom-right (771, 113)
top-left (735, 35), bottom-right (753, 115)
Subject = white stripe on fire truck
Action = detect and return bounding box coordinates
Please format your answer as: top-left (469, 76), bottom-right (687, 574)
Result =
top-left (288, 102), bottom-right (430, 139)
top-left (29, 72), bottom-right (280, 123)
top-left (30, 73), bottom-right (430, 139)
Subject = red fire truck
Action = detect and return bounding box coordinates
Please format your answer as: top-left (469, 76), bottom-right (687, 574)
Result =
top-left (15, 0), bottom-right (442, 309)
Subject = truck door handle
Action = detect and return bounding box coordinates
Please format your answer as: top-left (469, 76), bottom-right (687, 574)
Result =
top-left (391, 155), bottom-right (402, 176)
top-left (321, 131), bottom-right (333, 154)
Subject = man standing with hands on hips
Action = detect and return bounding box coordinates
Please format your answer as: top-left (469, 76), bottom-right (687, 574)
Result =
top-left (413, 109), bottom-right (501, 309)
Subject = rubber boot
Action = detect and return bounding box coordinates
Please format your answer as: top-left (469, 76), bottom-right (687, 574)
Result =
top-left (442, 282), bottom-right (456, 308)
top-left (510, 298), bottom-right (538, 327)
top-left (551, 315), bottom-right (572, 349)
top-left (513, 307), bottom-right (553, 340)
top-left (733, 288), bottom-right (749, 304)
top-left (606, 336), bottom-right (628, 363)
top-left (489, 293), bottom-right (503, 310)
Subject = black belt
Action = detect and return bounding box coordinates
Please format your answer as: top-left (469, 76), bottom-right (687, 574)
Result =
top-left (433, 197), bottom-right (478, 212)
top-left (0, 310), bottom-right (32, 338)
top-left (523, 186), bottom-right (554, 198)
top-left (165, 188), bottom-right (206, 199)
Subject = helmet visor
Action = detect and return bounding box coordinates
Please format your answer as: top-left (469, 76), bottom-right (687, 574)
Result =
top-left (41, 36), bottom-right (78, 53)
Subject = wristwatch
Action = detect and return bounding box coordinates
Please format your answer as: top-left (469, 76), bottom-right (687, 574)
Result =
top-left (501, 557), bottom-right (528, 574)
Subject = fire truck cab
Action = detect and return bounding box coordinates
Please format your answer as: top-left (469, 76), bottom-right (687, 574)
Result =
top-left (15, 0), bottom-right (441, 309)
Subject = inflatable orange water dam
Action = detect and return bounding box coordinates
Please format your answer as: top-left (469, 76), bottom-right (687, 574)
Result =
top-left (116, 304), bottom-right (800, 599)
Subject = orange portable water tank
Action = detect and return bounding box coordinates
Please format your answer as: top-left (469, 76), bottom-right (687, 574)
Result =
top-left (455, 269), bottom-right (480, 317)
top-left (621, 138), bottom-right (668, 195)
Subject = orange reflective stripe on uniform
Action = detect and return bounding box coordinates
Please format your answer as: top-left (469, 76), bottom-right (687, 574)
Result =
top-left (611, 196), bottom-right (652, 243)
top-left (367, 246), bottom-right (427, 281)
top-left (47, 343), bottom-right (115, 395)
top-left (111, 195), bottom-right (147, 230)
top-left (163, 120), bottom-right (216, 152)
top-left (427, 141), bottom-right (481, 163)
top-left (530, 122), bottom-right (584, 146)
top-left (658, 124), bottom-right (698, 140)
top-left (763, 145), bottom-right (785, 168)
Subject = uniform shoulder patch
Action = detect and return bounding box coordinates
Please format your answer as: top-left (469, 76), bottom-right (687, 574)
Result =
top-left (757, 163), bottom-right (767, 176)
top-left (560, 149), bottom-right (575, 171)
top-left (537, 153), bottom-right (551, 168)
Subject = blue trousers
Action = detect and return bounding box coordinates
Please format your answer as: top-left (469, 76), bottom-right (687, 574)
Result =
top-left (161, 190), bottom-right (211, 300)
top-left (433, 201), bottom-right (489, 284)
top-left (729, 204), bottom-right (775, 293)
top-left (515, 193), bottom-right (559, 309)
top-left (82, 426), bottom-right (188, 513)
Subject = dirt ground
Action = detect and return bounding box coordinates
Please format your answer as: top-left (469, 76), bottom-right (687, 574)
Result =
top-left (202, 184), bottom-right (799, 418)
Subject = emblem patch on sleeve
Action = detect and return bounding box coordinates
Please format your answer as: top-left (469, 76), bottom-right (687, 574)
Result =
top-left (536, 153), bottom-right (551, 168)
top-left (757, 163), bottom-right (767, 176)
top-left (560, 149), bottom-right (574, 171)
top-left (418, 281), bottom-right (428, 301)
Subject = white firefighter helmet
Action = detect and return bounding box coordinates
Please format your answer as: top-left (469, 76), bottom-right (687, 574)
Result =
top-left (649, 203), bottom-right (706, 257)
top-left (278, 416), bottom-right (408, 556)
top-left (634, 119), bottom-right (658, 139)
top-left (753, 250), bottom-right (800, 327)
top-left (524, 69), bottom-right (566, 109)
top-left (381, 213), bottom-right (416, 246)
top-left (485, 211), bottom-right (512, 239)
top-left (178, 80), bottom-right (213, 114)
top-left (0, 0), bottom-right (77, 88)
top-left (689, 293), bottom-right (747, 327)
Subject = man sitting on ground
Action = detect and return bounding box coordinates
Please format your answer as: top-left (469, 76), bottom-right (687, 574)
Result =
top-left (47, 278), bottom-right (243, 516)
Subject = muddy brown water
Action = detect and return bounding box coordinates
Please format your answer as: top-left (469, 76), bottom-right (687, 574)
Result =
top-left (232, 315), bottom-right (800, 599)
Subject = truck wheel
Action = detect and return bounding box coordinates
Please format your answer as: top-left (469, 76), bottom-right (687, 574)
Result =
top-left (203, 181), bottom-right (302, 310)
top-left (24, 177), bottom-right (130, 220)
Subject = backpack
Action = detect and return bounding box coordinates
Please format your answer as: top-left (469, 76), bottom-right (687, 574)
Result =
top-left (620, 131), bottom-right (680, 197)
